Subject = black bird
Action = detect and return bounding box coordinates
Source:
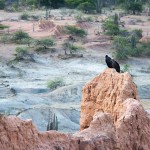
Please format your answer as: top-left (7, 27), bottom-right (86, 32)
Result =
top-left (105, 55), bottom-right (120, 73)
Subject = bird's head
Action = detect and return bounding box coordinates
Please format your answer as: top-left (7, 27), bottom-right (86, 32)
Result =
top-left (105, 55), bottom-right (108, 58)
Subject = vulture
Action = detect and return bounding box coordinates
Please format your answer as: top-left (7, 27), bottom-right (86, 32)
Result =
top-left (105, 55), bottom-right (120, 73)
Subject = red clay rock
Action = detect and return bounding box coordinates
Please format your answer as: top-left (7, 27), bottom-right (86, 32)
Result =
top-left (80, 68), bottom-right (138, 130)
top-left (0, 116), bottom-right (79, 150)
top-left (79, 68), bottom-right (150, 150)
top-left (1, 68), bottom-right (150, 150)
top-left (74, 112), bottom-right (117, 150)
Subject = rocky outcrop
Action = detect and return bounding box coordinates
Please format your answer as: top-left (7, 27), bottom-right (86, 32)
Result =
top-left (79, 68), bottom-right (150, 150)
top-left (0, 116), bottom-right (79, 150)
top-left (1, 68), bottom-right (150, 150)
top-left (80, 68), bottom-right (138, 130)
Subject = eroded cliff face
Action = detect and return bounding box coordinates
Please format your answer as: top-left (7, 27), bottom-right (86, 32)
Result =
top-left (80, 68), bottom-right (138, 130)
top-left (0, 116), bottom-right (79, 150)
top-left (0, 68), bottom-right (150, 150)
top-left (79, 68), bottom-right (150, 150)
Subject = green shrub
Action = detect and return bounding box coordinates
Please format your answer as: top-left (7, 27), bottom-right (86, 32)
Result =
top-left (21, 38), bottom-right (31, 45)
top-left (14, 47), bottom-right (34, 62)
top-left (12, 30), bottom-right (30, 44)
top-left (0, 35), bottom-right (11, 44)
top-left (34, 38), bottom-right (55, 52)
top-left (121, 64), bottom-right (130, 73)
top-left (63, 42), bottom-right (83, 54)
top-left (137, 42), bottom-right (150, 56)
top-left (47, 78), bottom-right (64, 90)
top-left (69, 44), bottom-right (83, 54)
top-left (114, 37), bottom-right (150, 59)
top-left (127, 47), bottom-right (140, 57)
top-left (4, 6), bottom-right (16, 12)
top-left (31, 15), bottom-right (39, 20)
top-left (25, 0), bottom-right (37, 5)
top-left (132, 29), bottom-right (143, 40)
top-left (0, 0), bottom-right (5, 9)
top-left (119, 29), bottom-right (130, 37)
top-left (15, 47), bottom-right (29, 55)
top-left (65, 0), bottom-right (82, 8)
top-left (84, 16), bottom-right (93, 22)
top-left (102, 18), bottom-right (120, 35)
top-left (0, 24), bottom-right (9, 30)
top-left (20, 12), bottom-right (29, 20)
top-left (64, 25), bottom-right (87, 38)
top-left (126, 2), bottom-right (143, 15)
top-left (113, 36), bottom-right (130, 60)
top-left (75, 12), bottom-right (83, 22)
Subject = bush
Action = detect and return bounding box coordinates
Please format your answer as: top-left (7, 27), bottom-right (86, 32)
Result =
top-left (0, 24), bottom-right (9, 30)
top-left (65, 0), bottom-right (82, 8)
top-left (0, 0), bottom-right (5, 9)
top-left (75, 12), bottom-right (94, 22)
top-left (20, 12), bottom-right (29, 20)
top-left (128, 47), bottom-right (141, 57)
top-left (114, 35), bottom-right (150, 59)
top-left (126, 2), bottom-right (143, 15)
top-left (75, 12), bottom-right (83, 22)
top-left (64, 25), bottom-right (87, 38)
top-left (137, 42), bottom-right (150, 56)
top-left (84, 16), bottom-right (93, 22)
top-left (121, 64), bottom-right (130, 73)
top-left (69, 44), bottom-right (83, 54)
top-left (119, 29), bottom-right (130, 37)
top-left (4, 6), bottom-right (16, 12)
top-left (63, 42), bottom-right (84, 55)
top-left (47, 78), bottom-right (64, 90)
top-left (34, 38), bottom-right (55, 52)
top-left (12, 30), bottom-right (30, 44)
top-left (102, 16), bottom-right (120, 35)
top-left (14, 47), bottom-right (34, 62)
top-left (78, 2), bottom-right (95, 13)
top-left (31, 15), bottom-right (39, 21)
top-left (25, 0), bottom-right (37, 5)
top-left (113, 36), bottom-right (130, 60)
top-left (15, 47), bottom-right (29, 55)
top-left (0, 35), bottom-right (11, 44)
top-left (132, 29), bottom-right (143, 40)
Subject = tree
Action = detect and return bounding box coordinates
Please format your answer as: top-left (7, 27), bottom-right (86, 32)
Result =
top-left (0, 0), bottom-right (5, 9)
top-left (93, 0), bottom-right (103, 13)
top-left (126, 1), bottom-right (142, 14)
top-left (117, 0), bottom-right (143, 14)
top-left (78, 2), bottom-right (95, 13)
top-left (25, 0), bottom-right (37, 6)
top-left (40, 0), bottom-right (65, 8)
top-left (65, 0), bottom-right (84, 8)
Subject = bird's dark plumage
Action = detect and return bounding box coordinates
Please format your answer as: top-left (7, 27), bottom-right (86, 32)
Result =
top-left (105, 55), bottom-right (120, 73)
